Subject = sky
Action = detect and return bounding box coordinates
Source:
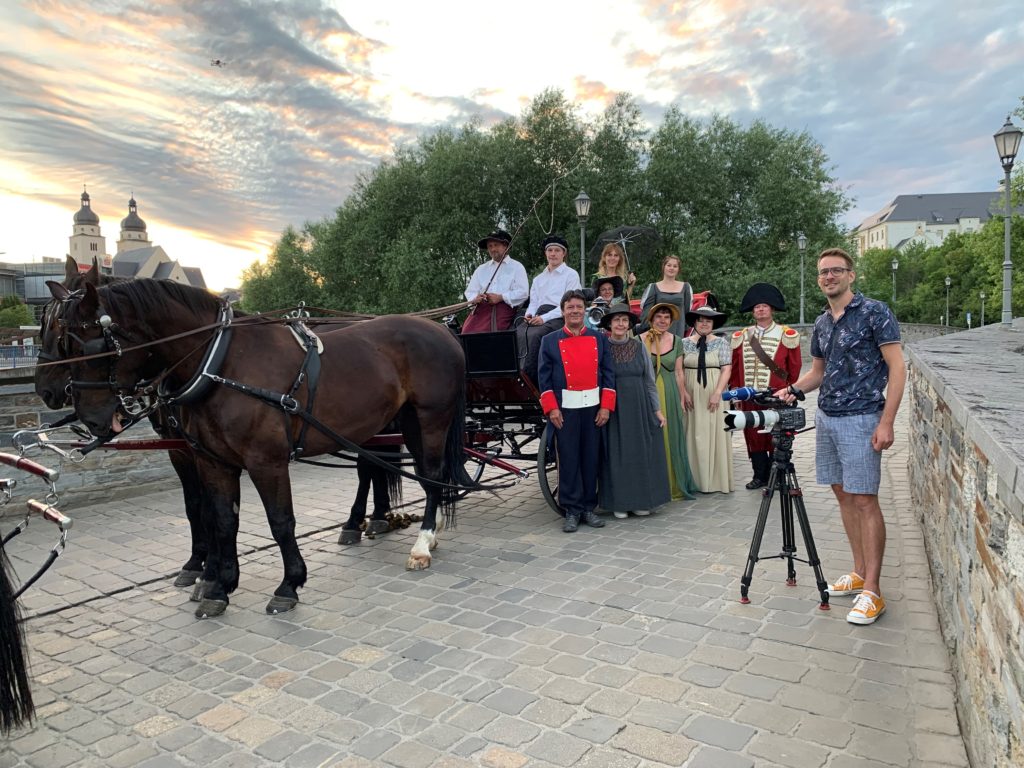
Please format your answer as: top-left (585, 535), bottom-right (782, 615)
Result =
top-left (1, 1), bottom-right (1022, 291)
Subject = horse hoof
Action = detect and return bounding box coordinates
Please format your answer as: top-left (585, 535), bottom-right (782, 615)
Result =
top-left (405, 555), bottom-right (431, 571)
top-left (266, 595), bottom-right (298, 615)
top-left (173, 569), bottom-right (202, 588)
top-left (190, 580), bottom-right (212, 602)
top-left (195, 599), bottom-right (227, 619)
top-left (366, 519), bottom-right (391, 536)
top-left (338, 529), bottom-right (362, 545)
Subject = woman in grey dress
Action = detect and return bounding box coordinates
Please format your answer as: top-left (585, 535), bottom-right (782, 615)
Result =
top-left (638, 255), bottom-right (693, 337)
top-left (597, 304), bottom-right (671, 518)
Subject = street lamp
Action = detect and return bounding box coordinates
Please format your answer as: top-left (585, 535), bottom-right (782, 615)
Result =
top-left (945, 276), bottom-right (951, 327)
top-left (573, 190), bottom-right (591, 280)
top-left (994, 116), bottom-right (1022, 325)
top-left (891, 257), bottom-right (899, 305)
top-left (797, 233), bottom-right (808, 324)
top-left (980, 291), bottom-right (986, 327)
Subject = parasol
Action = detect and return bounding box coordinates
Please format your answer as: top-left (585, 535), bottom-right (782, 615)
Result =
top-left (588, 225), bottom-right (661, 270)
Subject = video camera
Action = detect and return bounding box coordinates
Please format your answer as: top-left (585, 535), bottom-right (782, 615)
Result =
top-left (585, 296), bottom-right (610, 327)
top-left (722, 387), bottom-right (806, 433)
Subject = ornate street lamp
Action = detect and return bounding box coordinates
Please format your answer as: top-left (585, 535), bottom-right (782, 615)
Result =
top-left (573, 190), bottom-right (591, 280)
top-left (994, 116), bottom-right (1022, 325)
top-left (797, 233), bottom-right (808, 324)
top-left (980, 291), bottom-right (986, 327)
top-left (891, 257), bottom-right (899, 305)
top-left (945, 276), bottom-right (952, 327)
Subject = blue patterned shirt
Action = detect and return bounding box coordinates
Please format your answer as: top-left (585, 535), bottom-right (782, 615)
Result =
top-left (810, 293), bottom-right (901, 416)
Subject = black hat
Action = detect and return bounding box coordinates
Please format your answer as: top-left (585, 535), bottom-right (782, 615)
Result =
top-left (685, 306), bottom-right (727, 330)
top-left (739, 283), bottom-right (786, 312)
top-left (591, 275), bottom-right (624, 297)
top-left (477, 229), bottom-right (512, 250)
top-left (599, 302), bottom-right (637, 331)
top-left (541, 234), bottom-right (569, 252)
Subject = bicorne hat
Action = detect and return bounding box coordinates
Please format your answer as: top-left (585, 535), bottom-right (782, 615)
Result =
top-left (599, 302), bottom-right (638, 331)
top-left (477, 229), bottom-right (512, 250)
top-left (541, 234), bottom-right (569, 252)
top-left (591, 275), bottom-right (624, 297)
top-left (685, 305), bottom-right (728, 330)
top-left (739, 282), bottom-right (786, 313)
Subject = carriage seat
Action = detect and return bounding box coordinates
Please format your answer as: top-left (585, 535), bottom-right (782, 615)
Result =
top-left (461, 330), bottom-right (540, 403)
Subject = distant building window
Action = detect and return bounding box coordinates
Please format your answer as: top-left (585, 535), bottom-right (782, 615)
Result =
top-left (90, 243), bottom-right (98, 252)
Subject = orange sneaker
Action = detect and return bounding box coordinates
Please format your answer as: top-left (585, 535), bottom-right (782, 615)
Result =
top-left (827, 572), bottom-right (865, 597)
top-left (847, 590), bottom-right (885, 625)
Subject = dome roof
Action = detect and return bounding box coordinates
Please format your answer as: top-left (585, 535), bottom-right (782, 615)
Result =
top-left (120, 196), bottom-right (146, 232)
top-left (73, 190), bottom-right (99, 225)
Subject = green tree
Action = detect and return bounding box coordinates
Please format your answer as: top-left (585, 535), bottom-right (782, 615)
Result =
top-left (0, 295), bottom-right (34, 327)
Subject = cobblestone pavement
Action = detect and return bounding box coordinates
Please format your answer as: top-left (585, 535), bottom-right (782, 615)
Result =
top-left (1, 393), bottom-right (969, 767)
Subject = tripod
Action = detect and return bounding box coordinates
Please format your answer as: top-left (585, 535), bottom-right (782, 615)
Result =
top-left (740, 427), bottom-right (830, 610)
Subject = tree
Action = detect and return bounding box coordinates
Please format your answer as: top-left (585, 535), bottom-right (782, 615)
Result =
top-left (0, 295), bottom-right (34, 327)
top-left (241, 90), bottom-right (852, 322)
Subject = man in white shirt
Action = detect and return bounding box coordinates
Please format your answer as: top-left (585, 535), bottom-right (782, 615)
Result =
top-left (462, 229), bottom-right (530, 334)
top-left (517, 235), bottom-right (582, 381)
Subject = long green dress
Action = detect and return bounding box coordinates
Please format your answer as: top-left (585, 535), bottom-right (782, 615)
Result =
top-left (648, 335), bottom-right (697, 500)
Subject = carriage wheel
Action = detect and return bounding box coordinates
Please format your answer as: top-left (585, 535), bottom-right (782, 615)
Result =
top-left (458, 452), bottom-right (489, 499)
top-left (537, 423), bottom-right (563, 516)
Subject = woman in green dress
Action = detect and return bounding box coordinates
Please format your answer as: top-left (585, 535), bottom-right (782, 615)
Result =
top-left (638, 303), bottom-right (697, 500)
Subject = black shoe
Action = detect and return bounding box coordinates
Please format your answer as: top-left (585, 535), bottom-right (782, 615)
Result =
top-left (563, 514), bottom-right (580, 533)
top-left (745, 478), bottom-right (768, 490)
top-left (582, 510), bottom-right (605, 528)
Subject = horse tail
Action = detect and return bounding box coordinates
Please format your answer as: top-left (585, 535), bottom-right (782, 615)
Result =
top-left (0, 544), bottom-right (33, 733)
top-left (441, 376), bottom-right (474, 530)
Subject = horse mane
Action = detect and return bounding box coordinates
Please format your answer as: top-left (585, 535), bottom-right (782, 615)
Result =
top-left (95, 279), bottom-right (226, 336)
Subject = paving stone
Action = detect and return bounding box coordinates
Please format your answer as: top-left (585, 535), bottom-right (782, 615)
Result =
top-left (687, 746), bottom-right (755, 768)
top-left (683, 713), bottom-right (756, 750)
top-left (523, 730), bottom-right (593, 766)
top-left (610, 723), bottom-right (696, 764)
top-left (565, 714), bottom-right (626, 744)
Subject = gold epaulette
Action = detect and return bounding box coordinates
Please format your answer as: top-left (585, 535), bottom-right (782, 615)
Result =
top-left (780, 326), bottom-right (800, 349)
top-left (730, 329), bottom-right (745, 350)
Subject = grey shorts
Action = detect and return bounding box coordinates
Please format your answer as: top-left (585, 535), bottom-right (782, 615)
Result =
top-left (815, 410), bottom-right (883, 495)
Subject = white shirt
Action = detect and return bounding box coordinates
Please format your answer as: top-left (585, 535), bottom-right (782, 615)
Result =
top-left (464, 256), bottom-right (529, 307)
top-left (526, 263), bottom-right (582, 322)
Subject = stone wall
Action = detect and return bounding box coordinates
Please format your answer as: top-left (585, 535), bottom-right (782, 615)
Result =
top-left (0, 380), bottom-right (178, 507)
top-left (907, 322), bottom-right (1024, 768)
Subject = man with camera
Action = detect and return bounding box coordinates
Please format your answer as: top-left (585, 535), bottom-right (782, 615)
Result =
top-left (730, 283), bottom-right (802, 489)
top-left (777, 248), bottom-right (905, 625)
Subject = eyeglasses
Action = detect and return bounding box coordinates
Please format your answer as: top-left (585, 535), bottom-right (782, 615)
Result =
top-left (817, 266), bottom-right (852, 277)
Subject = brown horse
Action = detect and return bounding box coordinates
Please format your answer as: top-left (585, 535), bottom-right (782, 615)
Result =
top-left (1, 543), bottom-right (33, 733)
top-left (46, 278), bottom-right (470, 618)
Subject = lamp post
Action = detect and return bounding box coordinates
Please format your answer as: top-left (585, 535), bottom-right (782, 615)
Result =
top-left (797, 233), bottom-right (807, 324)
top-left (573, 190), bottom-right (591, 280)
top-left (994, 116), bottom-right (1022, 325)
top-left (891, 257), bottom-right (899, 305)
top-left (980, 291), bottom-right (986, 327)
top-left (945, 276), bottom-right (951, 327)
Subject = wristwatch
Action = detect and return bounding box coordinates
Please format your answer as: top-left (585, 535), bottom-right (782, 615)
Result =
top-left (788, 384), bottom-right (803, 397)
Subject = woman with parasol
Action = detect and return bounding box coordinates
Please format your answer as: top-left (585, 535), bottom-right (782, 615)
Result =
top-left (592, 242), bottom-right (636, 302)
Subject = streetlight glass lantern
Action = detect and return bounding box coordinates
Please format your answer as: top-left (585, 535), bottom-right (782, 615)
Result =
top-left (994, 116), bottom-right (1023, 169)
top-left (945, 276), bottom-right (951, 287)
top-left (892, 258), bottom-right (899, 272)
top-left (573, 190), bottom-right (591, 220)
top-left (797, 233), bottom-right (807, 251)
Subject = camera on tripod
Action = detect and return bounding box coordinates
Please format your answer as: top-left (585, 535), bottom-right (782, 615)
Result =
top-left (722, 387), bottom-right (806, 433)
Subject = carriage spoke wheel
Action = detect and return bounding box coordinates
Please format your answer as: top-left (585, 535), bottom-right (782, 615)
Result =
top-left (537, 423), bottom-right (563, 516)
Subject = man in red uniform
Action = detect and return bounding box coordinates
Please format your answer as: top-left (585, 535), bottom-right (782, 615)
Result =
top-left (729, 283), bottom-right (802, 489)
top-left (539, 290), bottom-right (616, 532)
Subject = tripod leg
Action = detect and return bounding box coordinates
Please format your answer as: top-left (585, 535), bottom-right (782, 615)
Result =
top-left (788, 469), bottom-right (831, 610)
top-left (779, 467), bottom-right (798, 586)
top-left (740, 464), bottom-right (778, 604)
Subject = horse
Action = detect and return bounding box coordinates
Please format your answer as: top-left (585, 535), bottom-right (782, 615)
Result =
top-left (1, 542), bottom-right (33, 733)
top-left (34, 260), bottom-right (401, 592)
top-left (46, 278), bottom-right (470, 618)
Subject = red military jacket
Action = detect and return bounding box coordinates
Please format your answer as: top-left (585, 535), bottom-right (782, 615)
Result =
top-left (538, 327), bottom-right (617, 414)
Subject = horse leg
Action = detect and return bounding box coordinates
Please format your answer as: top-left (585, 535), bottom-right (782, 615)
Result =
top-left (403, 412), bottom-right (447, 571)
top-left (169, 449), bottom-right (209, 587)
top-left (190, 492), bottom-right (219, 603)
top-left (193, 464), bottom-right (242, 619)
top-left (248, 465), bottom-right (307, 615)
top-left (366, 444), bottom-right (400, 536)
top-left (338, 456), bottom-right (373, 545)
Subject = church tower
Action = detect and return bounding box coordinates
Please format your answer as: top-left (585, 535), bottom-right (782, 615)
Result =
top-left (68, 189), bottom-right (107, 270)
top-left (116, 195), bottom-right (150, 254)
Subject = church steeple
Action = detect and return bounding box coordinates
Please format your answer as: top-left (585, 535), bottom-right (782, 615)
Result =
top-left (117, 194), bottom-right (150, 254)
top-left (69, 187), bottom-right (106, 269)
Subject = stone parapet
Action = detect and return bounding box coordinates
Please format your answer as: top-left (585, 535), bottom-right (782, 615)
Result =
top-left (907, 321), bottom-right (1024, 768)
